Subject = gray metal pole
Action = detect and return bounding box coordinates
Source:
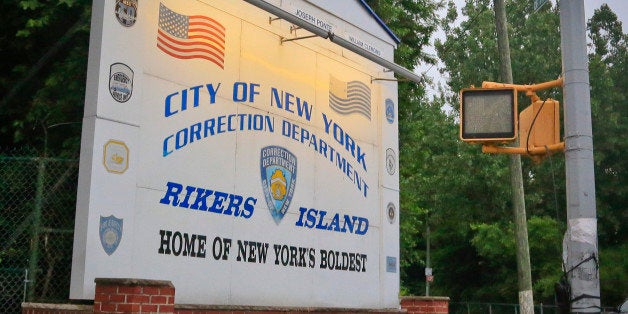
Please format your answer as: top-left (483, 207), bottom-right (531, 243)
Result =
top-left (559, 0), bottom-right (601, 313)
top-left (425, 223), bottom-right (430, 296)
top-left (23, 269), bottom-right (28, 302)
top-left (493, 0), bottom-right (534, 313)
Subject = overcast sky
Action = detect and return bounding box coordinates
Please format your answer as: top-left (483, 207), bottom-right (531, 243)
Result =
top-left (418, 0), bottom-right (628, 97)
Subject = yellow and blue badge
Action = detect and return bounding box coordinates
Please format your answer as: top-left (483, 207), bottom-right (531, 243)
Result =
top-left (99, 215), bottom-right (123, 255)
top-left (260, 146), bottom-right (297, 224)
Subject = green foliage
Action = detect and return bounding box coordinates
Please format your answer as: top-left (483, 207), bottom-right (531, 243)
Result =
top-left (599, 243), bottom-right (628, 306)
top-left (366, 0), bottom-right (444, 69)
top-left (586, 4), bottom-right (628, 306)
top-left (0, 0), bottom-right (90, 156)
top-left (587, 4), bottom-right (628, 247)
top-left (471, 222), bottom-right (515, 258)
top-left (527, 216), bottom-right (563, 298)
top-left (0, 0), bottom-right (624, 307)
top-left (430, 0), bottom-right (626, 307)
top-left (470, 216), bottom-right (563, 300)
top-left (365, 0), bottom-right (446, 294)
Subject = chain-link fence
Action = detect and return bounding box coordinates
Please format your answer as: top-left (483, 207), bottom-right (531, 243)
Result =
top-left (0, 148), bottom-right (78, 313)
top-left (450, 301), bottom-right (620, 314)
top-left (450, 302), bottom-right (561, 314)
top-left (3, 148), bottom-right (624, 314)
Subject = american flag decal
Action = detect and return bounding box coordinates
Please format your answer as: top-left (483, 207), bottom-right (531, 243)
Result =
top-left (329, 76), bottom-right (371, 120)
top-left (157, 3), bottom-right (225, 68)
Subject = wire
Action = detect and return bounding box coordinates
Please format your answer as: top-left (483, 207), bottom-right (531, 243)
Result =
top-left (547, 149), bottom-right (560, 221)
top-left (525, 99), bottom-right (547, 155)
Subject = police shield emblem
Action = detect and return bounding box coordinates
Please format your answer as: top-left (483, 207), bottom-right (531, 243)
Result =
top-left (260, 146), bottom-right (297, 224)
top-left (99, 215), bottom-right (123, 255)
top-left (109, 63), bottom-right (134, 103)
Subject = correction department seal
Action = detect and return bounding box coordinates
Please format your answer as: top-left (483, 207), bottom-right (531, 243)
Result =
top-left (115, 0), bottom-right (138, 27)
top-left (109, 63), bottom-right (134, 103)
top-left (260, 146), bottom-right (297, 224)
top-left (99, 215), bottom-right (123, 255)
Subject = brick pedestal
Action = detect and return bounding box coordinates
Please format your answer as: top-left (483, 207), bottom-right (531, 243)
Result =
top-left (94, 278), bottom-right (175, 313)
top-left (400, 296), bottom-right (449, 314)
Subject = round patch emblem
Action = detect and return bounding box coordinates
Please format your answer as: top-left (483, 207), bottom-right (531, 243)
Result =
top-left (109, 63), bottom-right (134, 103)
top-left (386, 148), bottom-right (396, 175)
top-left (387, 202), bottom-right (396, 224)
top-left (104, 230), bottom-right (119, 246)
top-left (115, 0), bottom-right (138, 27)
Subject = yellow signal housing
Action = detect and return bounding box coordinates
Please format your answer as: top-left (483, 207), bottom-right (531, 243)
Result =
top-left (467, 79), bottom-right (565, 161)
top-left (519, 99), bottom-right (561, 151)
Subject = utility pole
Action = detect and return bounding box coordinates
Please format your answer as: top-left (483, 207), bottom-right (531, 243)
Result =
top-left (492, 0), bottom-right (534, 313)
top-left (559, 1), bottom-right (601, 313)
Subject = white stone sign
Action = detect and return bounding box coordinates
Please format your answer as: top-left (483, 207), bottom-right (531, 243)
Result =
top-left (71, 0), bottom-right (399, 309)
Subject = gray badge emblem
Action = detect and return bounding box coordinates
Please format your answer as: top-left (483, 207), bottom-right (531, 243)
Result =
top-left (99, 215), bottom-right (123, 255)
top-left (115, 0), bottom-right (138, 27)
top-left (386, 256), bottom-right (397, 273)
top-left (387, 202), bottom-right (396, 224)
top-left (386, 148), bottom-right (396, 175)
top-left (109, 63), bottom-right (133, 103)
top-left (260, 146), bottom-right (297, 224)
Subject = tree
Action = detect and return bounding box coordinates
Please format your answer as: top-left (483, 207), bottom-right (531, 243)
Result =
top-left (0, 0), bottom-right (91, 157)
top-left (3, 0), bottom-right (623, 307)
top-left (365, 0), bottom-right (446, 294)
top-left (587, 4), bottom-right (628, 306)
top-left (372, 0), bottom-right (526, 299)
top-left (470, 216), bottom-right (563, 300)
top-left (433, 0), bottom-right (565, 304)
top-left (432, 0), bottom-right (627, 306)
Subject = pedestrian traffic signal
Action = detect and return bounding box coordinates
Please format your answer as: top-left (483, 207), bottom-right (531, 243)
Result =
top-left (459, 80), bottom-right (565, 161)
top-left (459, 88), bottom-right (517, 143)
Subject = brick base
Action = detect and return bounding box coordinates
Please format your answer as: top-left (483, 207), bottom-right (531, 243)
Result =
top-left (22, 278), bottom-right (449, 314)
top-left (94, 278), bottom-right (175, 313)
top-left (22, 304), bottom-right (402, 314)
top-left (400, 296), bottom-right (449, 314)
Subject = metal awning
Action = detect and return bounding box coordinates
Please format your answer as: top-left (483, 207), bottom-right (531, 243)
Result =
top-left (242, 0), bottom-right (423, 84)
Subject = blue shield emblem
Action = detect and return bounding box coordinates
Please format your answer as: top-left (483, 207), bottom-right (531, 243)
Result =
top-left (99, 215), bottom-right (123, 255)
top-left (260, 146), bottom-right (297, 224)
top-left (385, 98), bottom-right (395, 124)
